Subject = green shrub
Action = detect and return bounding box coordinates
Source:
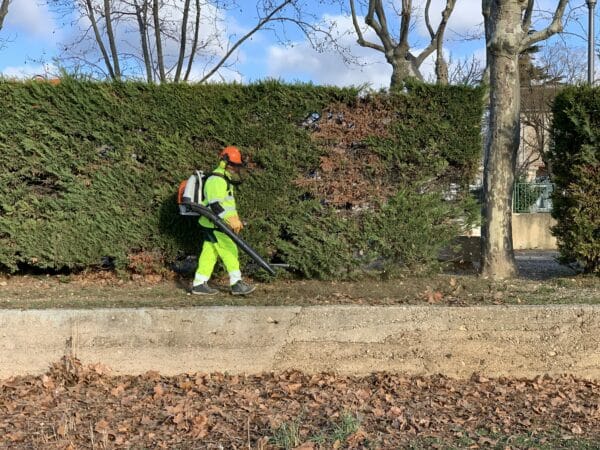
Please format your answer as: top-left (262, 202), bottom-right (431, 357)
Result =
top-left (549, 86), bottom-right (600, 274)
top-left (364, 190), bottom-right (476, 270)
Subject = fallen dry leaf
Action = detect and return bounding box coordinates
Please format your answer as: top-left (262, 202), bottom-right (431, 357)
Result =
top-left (0, 358), bottom-right (597, 448)
top-left (293, 443), bottom-right (315, 450)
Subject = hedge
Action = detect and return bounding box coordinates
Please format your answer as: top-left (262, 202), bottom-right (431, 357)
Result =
top-left (549, 86), bottom-right (600, 274)
top-left (0, 78), bottom-right (483, 279)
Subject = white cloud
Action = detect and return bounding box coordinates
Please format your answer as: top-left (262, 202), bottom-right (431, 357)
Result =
top-left (266, 44), bottom-right (391, 89)
top-left (6, 0), bottom-right (58, 40)
top-left (185, 64), bottom-right (243, 83)
top-left (412, 0), bottom-right (483, 42)
top-left (1, 62), bottom-right (57, 79)
top-left (438, 0), bottom-right (483, 35)
top-left (262, 14), bottom-right (392, 89)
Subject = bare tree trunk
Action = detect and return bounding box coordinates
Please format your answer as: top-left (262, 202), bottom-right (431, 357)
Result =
top-left (0, 0), bottom-right (9, 31)
top-left (85, 0), bottom-right (116, 79)
top-left (481, 0), bottom-right (568, 279)
top-left (104, 0), bottom-right (121, 79)
top-left (133, 0), bottom-right (153, 82)
top-left (174, 0), bottom-right (191, 82)
top-left (184, 0), bottom-right (200, 81)
top-left (389, 54), bottom-right (421, 88)
top-left (434, 36), bottom-right (448, 84)
top-left (199, 0), bottom-right (292, 83)
top-left (481, 28), bottom-right (520, 279)
top-left (152, 0), bottom-right (166, 82)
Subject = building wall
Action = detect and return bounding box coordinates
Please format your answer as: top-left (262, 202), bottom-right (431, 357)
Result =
top-left (455, 214), bottom-right (557, 262)
top-left (512, 213), bottom-right (557, 249)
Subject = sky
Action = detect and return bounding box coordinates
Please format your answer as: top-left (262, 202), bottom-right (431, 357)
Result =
top-left (0, 0), bottom-right (596, 89)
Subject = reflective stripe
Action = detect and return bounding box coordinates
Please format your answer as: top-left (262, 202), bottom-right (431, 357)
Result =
top-left (208, 196), bottom-right (234, 204)
top-left (218, 207), bottom-right (236, 218)
top-left (194, 274), bottom-right (209, 285)
top-left (229, 270), bottom-right (242, 285)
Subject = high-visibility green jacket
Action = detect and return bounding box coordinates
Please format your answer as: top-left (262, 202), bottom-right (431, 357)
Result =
top-left (199, 163), bottom-right (238, 229)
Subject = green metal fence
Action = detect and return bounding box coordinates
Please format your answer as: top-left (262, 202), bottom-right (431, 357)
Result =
top-left (513, 182), bottom-right (554, 213)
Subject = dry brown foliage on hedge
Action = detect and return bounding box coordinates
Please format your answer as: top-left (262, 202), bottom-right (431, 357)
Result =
top-left (294, 101), bottom-right (397, 209)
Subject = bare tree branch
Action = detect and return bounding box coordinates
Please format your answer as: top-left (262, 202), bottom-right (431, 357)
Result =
top-left (363, 0), bottom-right (395, 54)
top-left (133, 0), bottom-right (153, 82)
top-left (174, 0), bottom-right (191, 82)
top-left (104, 0), bottom-right (121, 79)
top-left (184, 0), bottom-right (201, 81)
top-left (421, 0), bottom-right (455, 83)
top-left (152, 0), bottom-right (166, 82)
top-left (448, 54), bottom-right (483, 86)
top-left (521, 0), bottom-right (569, 50)
top-left (198, 0), bottom-right (293, 83)
top-left (522, 0), bottom-right (534, 33)
top-left (85, 0), bottom-right (116, 79)
top-left (397, 0), bottom-right (410, 48)
top-left (424, 0), bottom-right (434, 37)
top-left (349, 0), bottom-right (384, 52)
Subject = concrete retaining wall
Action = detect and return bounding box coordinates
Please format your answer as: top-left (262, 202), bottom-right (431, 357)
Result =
top-left (1, 305), bottom-right (599, 379)
top-left (512, 213), bottom-right (557, 249)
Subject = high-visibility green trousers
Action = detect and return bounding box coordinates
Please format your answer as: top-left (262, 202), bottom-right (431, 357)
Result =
top-left (194, 229), bottom-right (241, 286)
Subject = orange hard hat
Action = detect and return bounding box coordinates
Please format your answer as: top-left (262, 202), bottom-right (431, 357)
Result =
top-left (220, 146), bottom-right (243, 166)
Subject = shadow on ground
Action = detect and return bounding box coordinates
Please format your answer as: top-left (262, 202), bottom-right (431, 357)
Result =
top-left (514, 250), bottom-right (579, 281)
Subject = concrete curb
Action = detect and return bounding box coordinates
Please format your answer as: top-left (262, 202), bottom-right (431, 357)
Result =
top-left (1, 305), bottom-right (599, 379)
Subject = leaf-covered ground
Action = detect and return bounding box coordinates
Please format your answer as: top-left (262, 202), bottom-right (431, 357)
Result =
top-left (2, 357), bottom-right (600, 449)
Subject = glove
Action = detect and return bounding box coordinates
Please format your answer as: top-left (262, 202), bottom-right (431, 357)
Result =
top-left (226, 215), bottom-right (244, 234)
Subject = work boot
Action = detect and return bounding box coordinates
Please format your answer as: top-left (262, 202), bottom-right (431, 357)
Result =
top-left (191, 283), bottom-right (218, 295)
top-left (231, 280), bottom-right (255, 296)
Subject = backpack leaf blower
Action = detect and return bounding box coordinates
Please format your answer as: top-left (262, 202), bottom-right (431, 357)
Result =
top-left (178, 172), bottom-right (276, 276)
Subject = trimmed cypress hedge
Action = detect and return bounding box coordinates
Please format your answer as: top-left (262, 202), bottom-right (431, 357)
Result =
top-left (0, 79), bottom-right (483, 278)
top-left (549, 86), bottom-right (600, 274)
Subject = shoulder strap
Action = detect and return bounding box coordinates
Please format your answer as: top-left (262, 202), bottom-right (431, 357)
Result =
top-left (203, 172), bottom-right (231, 200)
top-left (208, 172), bottom-right (231, 188)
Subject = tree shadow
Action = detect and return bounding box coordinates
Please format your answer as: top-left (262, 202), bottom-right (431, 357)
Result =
top-left (514, 250), bottom-right (580, 281)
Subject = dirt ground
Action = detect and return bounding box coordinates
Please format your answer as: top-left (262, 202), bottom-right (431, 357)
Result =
top-left (1, 251), bottom-right (599, 449)
top-left (0, 251), bottom-right (596, 309)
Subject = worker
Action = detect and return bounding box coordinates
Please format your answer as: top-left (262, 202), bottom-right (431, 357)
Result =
top-left (191, 146), bottom-right (255, 296)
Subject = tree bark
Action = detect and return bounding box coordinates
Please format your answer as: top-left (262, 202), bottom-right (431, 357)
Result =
top-left (133, 0), bottom-right (153, 82)
top-left (389, 53), bottom-right (421, 88)
top-left (184, 0), bottom-right (200, 81)
top-left (0, 0), bottom-right (9, 32)
top-left (152, 0), bottom-right (166, 82)
top-left (85, 0), bottom-right (116, 79)
top-left (104, 0), bottom-right (121, 79)
top-left (481, 1), bottom-right (522, 279)
top-left (174, 0), bottom-right (191, 82)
